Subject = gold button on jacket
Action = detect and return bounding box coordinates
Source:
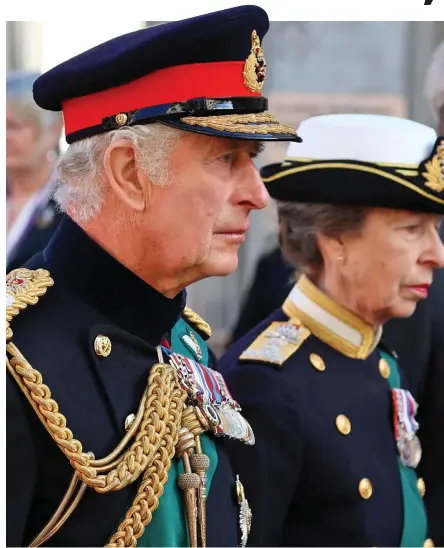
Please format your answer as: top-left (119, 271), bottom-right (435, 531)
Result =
top-left (359, 478), bottom-right (373, 499)
top-left (336, 414), bottom-right (351, 435)
top-left (94, 335), bottom-right (112, 357)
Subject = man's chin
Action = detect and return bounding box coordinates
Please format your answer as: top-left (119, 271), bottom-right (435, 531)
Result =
top-left (201, 253), bottom-right (239, 278)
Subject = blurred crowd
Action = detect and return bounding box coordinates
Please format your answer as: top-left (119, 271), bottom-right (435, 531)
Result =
top-left (6, 71), bottom-right (64, 272)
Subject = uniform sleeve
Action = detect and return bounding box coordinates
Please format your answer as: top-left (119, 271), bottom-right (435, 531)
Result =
top-left (223, 364), bottom-right (303, 546)
top-left (7, 373), bottom-right (38, 547)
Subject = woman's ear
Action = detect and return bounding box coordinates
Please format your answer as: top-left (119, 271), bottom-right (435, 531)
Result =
top-left (104, 139), bottom-right (151, 212)
top-left (317, 232), bottom-right (346, 265)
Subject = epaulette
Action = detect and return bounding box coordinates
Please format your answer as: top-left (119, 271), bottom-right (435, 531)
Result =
top-left (6, 268), bottom-right (54, 341)
top-left (182, 306), bottom-right (212, 340)
top-left (239, 319), bottom-right (311, 366)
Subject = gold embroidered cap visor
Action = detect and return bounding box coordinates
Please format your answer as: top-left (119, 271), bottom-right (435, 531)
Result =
top-left (32, 6), bottom-right (301, 144)
top-left (162, 110), bottom-right (300, 142)
top-left (261, 114), bottom-right (444, 214)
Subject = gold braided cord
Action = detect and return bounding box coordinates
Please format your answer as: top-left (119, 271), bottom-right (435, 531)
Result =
top-left (7, 343), bottom-right (184, 495)
top-left (29, 472), bottom-right (82, 547)
top-left (5, 268), bottom-right (215, 546)
top-left (183, 307), bottom-right (212, 338)
top-left (181, 406), bottom-right (206, 437)
top-left (181, 113), bottom-right (298, 136)
top-left (33, 477), bottom-right (88, 547)
top-left (107, 383), bottom-right (186, 547)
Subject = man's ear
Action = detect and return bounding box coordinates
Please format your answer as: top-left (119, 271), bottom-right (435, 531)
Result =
top-left (103, 139), bottom-right (151, 211)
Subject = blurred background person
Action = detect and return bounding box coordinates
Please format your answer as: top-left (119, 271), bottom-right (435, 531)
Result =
top-left (6, 71), bottom-right (64, 272)
top-left (425, 40), bottom-right (444, 135)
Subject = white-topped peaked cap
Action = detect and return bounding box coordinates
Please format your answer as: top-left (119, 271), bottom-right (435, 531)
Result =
top-left (285, 114), bottom-right (437, 165)
top-left (260, 113), bottom-right (444, 214)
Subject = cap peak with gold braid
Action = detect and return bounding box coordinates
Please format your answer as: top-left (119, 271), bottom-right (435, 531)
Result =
top-left (32, 6), bottom-right (300, 144)
top-left (261, 114), bottom-right (444, 214)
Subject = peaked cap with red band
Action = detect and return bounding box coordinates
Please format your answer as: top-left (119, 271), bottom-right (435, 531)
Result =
top-left (33, 5), bottom-right (301, 144)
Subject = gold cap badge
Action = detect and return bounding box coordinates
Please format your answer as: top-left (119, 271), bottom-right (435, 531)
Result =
top-left (423, 139), bottom-right (444, 194)
top-left (243, 30), bottom-right (267, 93)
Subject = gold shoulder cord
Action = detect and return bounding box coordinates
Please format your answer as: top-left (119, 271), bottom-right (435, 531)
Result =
top-left (182, 307), bottom-right (212, 338)
top-left (6, 269), bottom-right (189, 547)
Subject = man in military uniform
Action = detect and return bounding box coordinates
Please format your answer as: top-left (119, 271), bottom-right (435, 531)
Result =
top-left (6, 7), bottom-right (300, 547)
top-left (220, 114), bottom-right (444, 547)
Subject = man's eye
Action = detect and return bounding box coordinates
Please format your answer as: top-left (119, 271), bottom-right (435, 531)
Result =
top-left (219, 153), bottom-right (234, 164)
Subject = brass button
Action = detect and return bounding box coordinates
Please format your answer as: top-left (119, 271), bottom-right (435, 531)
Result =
top-left (358, 478), bottom-right (373, 499)
top-left (424, 539), bottom-right (434, 548)
top-left (125, 413), bottom-right (136, 432)
top-left (310, 353), bottom-right (326, 371)
top-left (378, 358), bottom-right (390, 379)
top-left (115, 113), bottom-right (128, 126)
top-left (336, 414), bottom-right (352, 435)
top-left (417, 477), bottom-right (426, 498)
top-left (94, 335), bottom-right (112, 357)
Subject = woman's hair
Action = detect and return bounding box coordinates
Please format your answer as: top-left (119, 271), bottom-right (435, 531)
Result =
top-left (7, 71), bottom-right (63, 134)
top-left (54, 123), bottom-right (182, 222)
top-left (278, 201), bottom-right (368, 280)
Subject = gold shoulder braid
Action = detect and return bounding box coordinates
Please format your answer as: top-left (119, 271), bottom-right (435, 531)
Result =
top-left (239, 320), bottom-right (311, 366)
top-left (6, 269), bottom-right (186, 547)
top-left (183, 307), bottom-right (212, 339)
top-left (6, 268), bottom-right (54, 341)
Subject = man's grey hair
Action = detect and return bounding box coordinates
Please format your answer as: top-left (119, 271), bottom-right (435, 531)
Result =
top-left (54, 123), bottom-right (182, 222)
top-left (277, 202), bottom-right (368, 280)
top-left (424, 40), bottom-right (444, 131)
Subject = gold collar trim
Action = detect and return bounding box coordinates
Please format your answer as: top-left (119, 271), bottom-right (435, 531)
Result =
top-left (282, 275), bottom-right (382, 359)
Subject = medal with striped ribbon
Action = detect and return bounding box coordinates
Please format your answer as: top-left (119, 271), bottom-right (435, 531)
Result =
top-left (392, 388), bottom-right (422, 468)
top-left (165, 349), bottom-right (255, 445)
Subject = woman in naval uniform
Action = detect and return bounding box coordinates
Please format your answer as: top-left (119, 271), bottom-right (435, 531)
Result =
top-left (219, 114), bottom-right (444, 548)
